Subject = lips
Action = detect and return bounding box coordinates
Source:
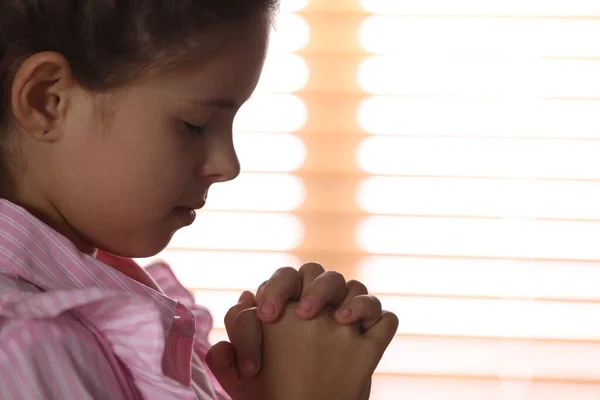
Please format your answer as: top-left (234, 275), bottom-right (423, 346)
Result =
top-left (186, 200), bottom-right (206, 210)
top-left (173, 207), bottom-right (196, 226)
top-left (179, 191), bottom-right (208, 212)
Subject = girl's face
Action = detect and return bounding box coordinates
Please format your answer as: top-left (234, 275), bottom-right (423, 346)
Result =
top-left (10, 17), bottom-right (269, 257)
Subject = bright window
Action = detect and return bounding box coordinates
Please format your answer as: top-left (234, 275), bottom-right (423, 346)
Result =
top-left (140, 0), bottom-right (600, 398)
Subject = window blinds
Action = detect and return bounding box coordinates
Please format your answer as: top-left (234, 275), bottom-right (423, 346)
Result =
top-left (140, 1), bottom-right (600, 398)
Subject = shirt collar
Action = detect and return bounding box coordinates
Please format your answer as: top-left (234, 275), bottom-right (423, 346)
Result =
top-left (0, 199), bottom-right (179, 336)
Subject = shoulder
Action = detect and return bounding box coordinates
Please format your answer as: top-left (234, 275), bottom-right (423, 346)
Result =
top-left (0, 307), bottom-right (130, 399)
top-left (1, 310), bottom-right (106, 362)
top-left (0, 274), bottom-right (133, 399)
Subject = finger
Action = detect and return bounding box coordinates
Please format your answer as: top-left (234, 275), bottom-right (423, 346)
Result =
top-left (298, 262), bottom-right (326, 296)
top-left (335, 295), bottom-right (383, 331)
top-left (363, 310), bottom-right (399, 351)
top-left (296, 270), bottom-right (347, 319)
top-left (333, 280), bottom-right (368, 328)
top-left (335, 280), bottom-right (368, 313)
top-left (344, 280), bottom-right (369, 298)
top-left (206, 341), bottom-right (243, 398)
top-left (224, 291), bottom-right (256, 339)
top-left (256, 267), bottom-right (302, 322)
top-left (254, 280), bottom-right (269, 304)
top-left (230, 307), bottom-right (263, 377)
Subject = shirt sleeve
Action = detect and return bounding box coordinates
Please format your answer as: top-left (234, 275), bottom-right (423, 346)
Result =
top-left (0, 316), bottom-right (130, 400)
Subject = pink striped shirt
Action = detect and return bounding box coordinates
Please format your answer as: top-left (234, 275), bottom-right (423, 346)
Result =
top-left (0, 200), bottom-right (229, 399)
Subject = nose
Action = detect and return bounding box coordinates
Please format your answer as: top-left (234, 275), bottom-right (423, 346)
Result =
top-left (197, 136), bottom-right (241, 184)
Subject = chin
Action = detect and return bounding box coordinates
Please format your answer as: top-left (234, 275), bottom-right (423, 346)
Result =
top-left (98, 231), bottom-right (176, 259)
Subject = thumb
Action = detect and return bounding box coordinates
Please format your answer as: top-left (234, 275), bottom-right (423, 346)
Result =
top-left (364, 310), bottom-right (399, 356)
top-left (206, 341), bottom-right (244, 398)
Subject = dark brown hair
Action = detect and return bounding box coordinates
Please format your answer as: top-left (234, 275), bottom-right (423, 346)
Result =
top-left (0, 0), bottom-right (279, 129)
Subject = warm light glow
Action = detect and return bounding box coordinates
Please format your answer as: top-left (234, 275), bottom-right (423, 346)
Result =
top-left (131, 2), bottom-right (600, 398)
top-left (383, 295), bottom-right (600, 340)
top-left (193, 290), bottom-right (240, 330)
top-left (279, 0), bottom-right (309, 13)
top-left (209, 330), bottom-right (229, 347)
top-left (255, 53), bottom-right (309, 93)
top-left (356, 256), bottom-right (600, 300)
top-left (234, 94), bottom-right (307, 133)
top-left (369, 376), bottom-right (600, 400)
top-left (358, 96), bottom-right (600, 138)
top-left (377, 336), bottom-right (600, 379)
top-left (204, 173), bottom-right (305, 212)
top-left (358, 57), bottom-right (600, 98)
top-left (270, 13), bottom-right (310, 53)
top-left (359, 0), bottom-right (600, 16)
top-left (357, 176), bottom-right (600, 219)
top-left (137, 250), bottom-right (299, 290)
top-left (356, 216), bottom-right (600, 260)
top-left (356, 136), bottom-right (600, 179)
top-left (170, 212), bottom-right (304, 251)
top-left (235, 133), bottom-right (306, 172)
top-left (359, 17), bottom-right (600, 58)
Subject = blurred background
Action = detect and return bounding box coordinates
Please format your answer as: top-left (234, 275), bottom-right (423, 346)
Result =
top-left (138, 0), bottom-right (600, 398)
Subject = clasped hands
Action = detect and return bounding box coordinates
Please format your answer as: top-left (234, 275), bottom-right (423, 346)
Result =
top-left (206, 263), bottom-right (398, 400)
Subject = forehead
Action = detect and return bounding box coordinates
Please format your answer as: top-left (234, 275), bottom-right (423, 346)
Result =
top-left (156, 19), bottom-right (270, 105)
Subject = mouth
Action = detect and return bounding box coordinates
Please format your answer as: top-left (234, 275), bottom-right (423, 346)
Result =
top-left (173, 194), bottom-right (207, 225)
top-left (173, 207), bottom-right (197, 226)
top-left (186, 200), bottom-right (206, 211)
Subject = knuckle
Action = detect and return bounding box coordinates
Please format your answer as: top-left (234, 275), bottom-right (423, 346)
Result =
top-left (379, 311), bottom-right (399, 335)
top-left (347, 280), bottom-right (368, 294)
top-left (387, 311), bottom-right (400, 328)
top-left (299, 262), bottom-right (325, 276)
top-left (255, 281), bottom-right (269, 302)
top-left (224, 306), bottom-right (240, 326)
top-left (322, 270), bottom-right (346, 284)
top-left (369, 295), bottom-right (382, 310)
top-left (273, 266), bottom-right (298, 279)
top-left (256, 280), bottom-right (269, 291)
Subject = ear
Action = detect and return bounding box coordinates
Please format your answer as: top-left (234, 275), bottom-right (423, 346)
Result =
top-left (10, 51), bottom-right (76, 141)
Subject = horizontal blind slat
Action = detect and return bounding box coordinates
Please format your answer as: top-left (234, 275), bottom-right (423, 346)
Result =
top-left (358, 137), bottom-right (600, 179)
top-left (358, 216), bottom-right (600, 260)
top-left (369, 375), bottom-right (600, 400)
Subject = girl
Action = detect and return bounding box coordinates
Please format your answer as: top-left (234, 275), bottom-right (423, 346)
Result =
top-left (0, 1), bottom-right (398, 399)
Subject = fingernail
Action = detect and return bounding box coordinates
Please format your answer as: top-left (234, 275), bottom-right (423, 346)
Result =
top-left (238, 291), bottom-right (248, 302)
top-left (337, 307), bottom-right (352, 319)
top-left (299, 298), bottom-right (314, 312)
top-left (242, 360), bottom-right (257, 375)
top-left (259, 301), bottom-right (276, 316)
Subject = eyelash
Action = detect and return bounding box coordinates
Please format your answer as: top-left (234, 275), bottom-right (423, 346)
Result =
top-left (184, 122), bottom-right (206, 136)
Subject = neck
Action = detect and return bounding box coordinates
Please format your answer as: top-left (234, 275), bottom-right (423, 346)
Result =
top-left (5, 190), bottom-right (96, 254)
top-left (95, 250), bottom-right (163, 292)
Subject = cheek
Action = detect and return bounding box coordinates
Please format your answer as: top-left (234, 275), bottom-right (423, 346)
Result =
top-left (102, 151), bottom-right (192, 212)
top-left (46, 94), bottom-right (200, 256)
top-left (102, 113), bottom-right (193, 196)
top-left (56, 124), bottom-right (191, 221)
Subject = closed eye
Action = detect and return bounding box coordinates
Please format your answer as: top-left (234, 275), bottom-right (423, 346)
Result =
top-left (184, 122), bottom-right (206, 135)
